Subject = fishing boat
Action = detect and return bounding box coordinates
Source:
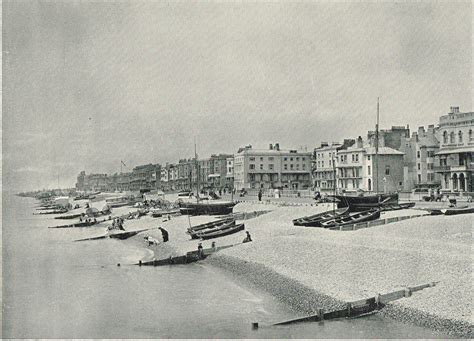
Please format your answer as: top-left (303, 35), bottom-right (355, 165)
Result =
top-left (292, 207), bottom-right (350, 227)
top-left (105, 196), bottom-right (130, 208)
top-left (48, 219), bottom-right (101, 228)
top-left (54, 213), bottom-right (84, 220)
top-left (74, 228), bottom-right (154, 241)
top-left (320, 209), bottom-right (381, 228)
top-left (196, 222), bottom-right (245, 240)
top-left (188, 218), bottom-right (236, 239)
top-left (34, 208), bottom-right (68, 215)
top-left (441, 206), bottom-right (474, 216)
top-left (151, 208), bottom-right (181, 218)
top-left (378, 202), bottom-right (415, 212)
top-left (178, 201), bottom-right (237, 216)
top-left (330, 193), bottom-right (399, 211)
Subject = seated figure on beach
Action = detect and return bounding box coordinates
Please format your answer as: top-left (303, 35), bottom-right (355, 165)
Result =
top-left (243, 231), bottom-right (252, 243)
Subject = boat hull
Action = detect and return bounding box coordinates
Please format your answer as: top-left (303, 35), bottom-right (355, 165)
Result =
top-left (293, 207), bottom-right (349, 227)
top-left (179, 202), bottom-right (237, 216)
top-left (332, 194), bottom-right (398, 211)
top-left (197, 223), bottom-right (245, 240)
top-left (321, 209), bottom-right (381, 228)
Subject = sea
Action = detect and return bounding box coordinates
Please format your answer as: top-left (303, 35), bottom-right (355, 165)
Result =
top-left (2, 194), bottom-right (450, 338)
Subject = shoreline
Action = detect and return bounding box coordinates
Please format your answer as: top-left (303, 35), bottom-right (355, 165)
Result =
top-left (208, 254), bottom-right (472, 338)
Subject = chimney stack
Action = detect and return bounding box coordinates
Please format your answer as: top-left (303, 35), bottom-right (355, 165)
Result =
top-left (274, 143), bottom-right (280, 151)
top-left (269, 144), bottom-right (273, 150)
top-left (356, 136), bottom-right (363, 148)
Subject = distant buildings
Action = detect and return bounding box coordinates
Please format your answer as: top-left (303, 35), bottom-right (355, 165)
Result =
top-left (434, 107), bottom-right (473, 192)
top-left (233, 143), bottom-right (312, 190)
top-left (74, 106), bottom-right (473, 196)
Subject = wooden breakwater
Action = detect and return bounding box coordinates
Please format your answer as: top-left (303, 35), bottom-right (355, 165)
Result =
top-left (137, 243), bottom-right (241, 267)
top-left (332, 212), bottom-right (430, 231)
top-left (262, 282), bottom-right (438, 327)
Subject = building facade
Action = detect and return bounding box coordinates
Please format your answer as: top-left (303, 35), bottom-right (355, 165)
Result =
top-left (434, 107), bottom-right (474, 192)
top-left (233, 143), bottom-right (312, 190)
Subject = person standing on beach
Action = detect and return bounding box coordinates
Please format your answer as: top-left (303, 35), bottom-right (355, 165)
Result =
top-left (159, 227), bottom-right (169, 242)
top-left (258, 189), bottom-right (262, 201)
top-left (197, 243), bottom-right (204, 259)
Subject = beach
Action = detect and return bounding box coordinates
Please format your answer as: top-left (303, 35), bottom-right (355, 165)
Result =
top-left (126, 198), bottom-right (472, 338)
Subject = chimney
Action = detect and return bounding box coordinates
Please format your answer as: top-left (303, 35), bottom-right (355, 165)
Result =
top-left (356, 136), bottom-right (363, 148)
top-left (274, 143), bottom-right (280, 151)
top-left (418, 126), bottom-right (425, 136)
top-left (269, 144), bottom-right (273, 150)
top-left (321, 142), bottom-right (329, 148)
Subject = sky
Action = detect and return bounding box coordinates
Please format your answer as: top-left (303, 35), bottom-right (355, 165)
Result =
top-left (3, 1), bottom-right (472, 192)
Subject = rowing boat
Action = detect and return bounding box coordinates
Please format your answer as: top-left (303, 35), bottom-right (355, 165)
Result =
top-left (187, 216), bottom-right (235, 233)
top-left (48, 220), bottom-right (100, 228)
top-left (441, 206), bottom-right (474, 216)
top-left (188, 219), bottom-right (236, 239)
top-left (196, 223), bottom-right (245, 240)
top-left (320, 209), bottom-right (381, 228)
top-left (379, 202), bottom-right (416, 211)
top-left (292, 207), bottom-right (349, 227)
top-left (74, 228), bottom-right (154, 241)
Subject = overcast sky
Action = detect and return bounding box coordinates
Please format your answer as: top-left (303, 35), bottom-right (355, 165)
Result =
top-left (3, 1), bottom-right (472, 192)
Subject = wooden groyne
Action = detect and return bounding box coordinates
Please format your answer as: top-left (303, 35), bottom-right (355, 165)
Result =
top-left (256, 282), bottom-right (439, 328)
top-left (333, 212), bottom-right (430, 231)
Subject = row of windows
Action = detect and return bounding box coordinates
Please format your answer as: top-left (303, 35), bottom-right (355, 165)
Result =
top-left (315, 152), bottom-right (335, 159)
top-left (442, 130), bottom-right (473, 144)
top-left (249, 163), bottom-right (307, 171)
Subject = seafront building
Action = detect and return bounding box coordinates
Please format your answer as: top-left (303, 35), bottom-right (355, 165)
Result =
top-left (336, 137), bottom-right (404, 193)
top-left (434, 107), bottom-right (474, 192)
top-left (400, 126), bottom-right (440, 190)
top-left (233, 143), bottom-right (312, 190)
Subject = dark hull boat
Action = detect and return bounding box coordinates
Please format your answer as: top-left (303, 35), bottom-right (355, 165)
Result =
top-left (197, 223), bottom-right (245, 240)
top-left (34, 209), bottom-right (68, 215)
top-left (379, 202), bottom-right (415, 211)
top-left (442, 206), bottom-right (474, 216)
top-left (48, 220), bottom-right (100, 228)
top-left (187, 216), bottom-right (235, 234)
top-left (292, 207), bottom-right (349, 227)
top-left (320, 209), bottom-right (381, 228)
top-left (331, 193), bottom-right (398, 211)
top-left (179, 201), bottom-right (237, 216)
top-left (54, 213), bottom-right (84, 220)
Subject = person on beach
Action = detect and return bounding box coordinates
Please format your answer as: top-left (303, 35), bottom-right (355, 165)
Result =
top-left (211, 241), bottom-right (216, 251)
top-left (159, 227), bottom-right (169, 242)
top-left (243, 231), bottom-right (252, 243)
top-left (197, 243), bottom-right (204, 259)
top-left (258, 189), bottom-right (262, 201)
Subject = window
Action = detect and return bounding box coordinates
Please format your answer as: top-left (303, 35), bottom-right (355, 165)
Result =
top-left (284, 164), bottom-right (288, 170)
top-left (302, 157), bottom-right (305, 161)
top-left (269, 157), bottom-right (274, 161)
top-left (385, 166), bottom-right (390, 175)
top-left (260, 164), bottom-right (264, 170)
top-left (249, 164), bottom-right (255, 170)
top-left (417, 163), bottom-right (421, 170)
top-left (458, 131), bottom-right (463, 143)
top-left (443, 131), bottom-right (448, 143)
top-left (290, 164), bottom-right (294, 170)
top-left (296, 157), bottom-right (299, 161)
top-left (321, 161), bottom-right (324, 167)
top-left (290, 157), bottom-right (293, 161)
top-left (418, 174), bottom-right (421, 183)
top-left (302, 164), bottom-right (306, 170)
top-left (417, 151), bottom-right (420, 158)
top-left (269, 164), bottom-right (274, 170)
top-left (352, 154), bottom-right (355, 162)
top-left (427, 163), bottom-right (433, 170)
top-left (260, 157), bottom-right (264, 161)
top-left (355, 154), bottom-right (359, 162)
top-left (368, 155), bottom-right (371, 161)
top-left (296, 164), bottom-right (299, 169)
top-left (368, 166), bottom-right (371, 175)
top-left (284, 157), bottom-right (288, 161)
top-left (250, 157), bottom-right (255, 161)
top-left (450, 132), bottom-right (455, 143)
top-left (469, 129), bottom-right (473, 141)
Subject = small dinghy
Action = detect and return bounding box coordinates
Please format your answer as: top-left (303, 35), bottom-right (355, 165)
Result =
top-left (196, 223), bottom-right (245, 240)
top-left (292, 207), bottom-right (349, 227)
top-left (320, 209), bottom-right (381, 228)
top-left (441, 206), bottom-right (474, 216)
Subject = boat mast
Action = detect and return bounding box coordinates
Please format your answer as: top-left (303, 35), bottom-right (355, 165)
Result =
top-left (231, 155), bottom-right (235, 202)
top-left (332, 150), bottom-right (336, 214)
top-left (375, 97), bottom-right (380, 194)
top-left (194, 138), bottom-right (200, 202)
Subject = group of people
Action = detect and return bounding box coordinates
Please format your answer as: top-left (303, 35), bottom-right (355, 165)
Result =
top-left (197, 231), bottom-right (253, 258)
top-left (109, 217), bottom-right (125, 230)
top-left (144, 227), bottom-right (169, 246)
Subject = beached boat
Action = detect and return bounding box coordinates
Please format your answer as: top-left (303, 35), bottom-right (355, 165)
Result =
top-left (48, 220), bottom-right (101, 228)
top-left (379, 202), bottom-right (415, 211)
top-left (320, 209), bottom-right (381, 228)
top-left (292, 207), bottom-right (349, 227)
top-left (188, 218), bottom-right (236, 239)
top-left (196, 222), bottom-right (245, 240)
top-left (105, 196), bottom-right (130, 208)
top-left (179, 201), bottom-right (237, 216)
top-left (151, 208), bottom-right (181, 218)
top-left (74, 228), bottom-right (154, 241)
top-left (34, 208), bottom-right (68, 215)
top-left (177, 191), bottom-right (192, 197)
top-left (441, 206), bottom-right (474, 216)
top-left (54, 213), bottom-right (84, 220)
top-left (330, 193), bottom-right (398, 211)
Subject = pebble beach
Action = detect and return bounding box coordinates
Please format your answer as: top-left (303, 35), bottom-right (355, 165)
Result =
top-left (88, 195), bottom-right (472, 337)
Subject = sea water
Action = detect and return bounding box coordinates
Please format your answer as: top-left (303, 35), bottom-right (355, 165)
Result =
top-left (2, 194), bottom-right (451, 338)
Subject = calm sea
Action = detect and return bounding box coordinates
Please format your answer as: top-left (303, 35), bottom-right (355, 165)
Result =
top-left (2, 194), bottom-right (449, 338)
